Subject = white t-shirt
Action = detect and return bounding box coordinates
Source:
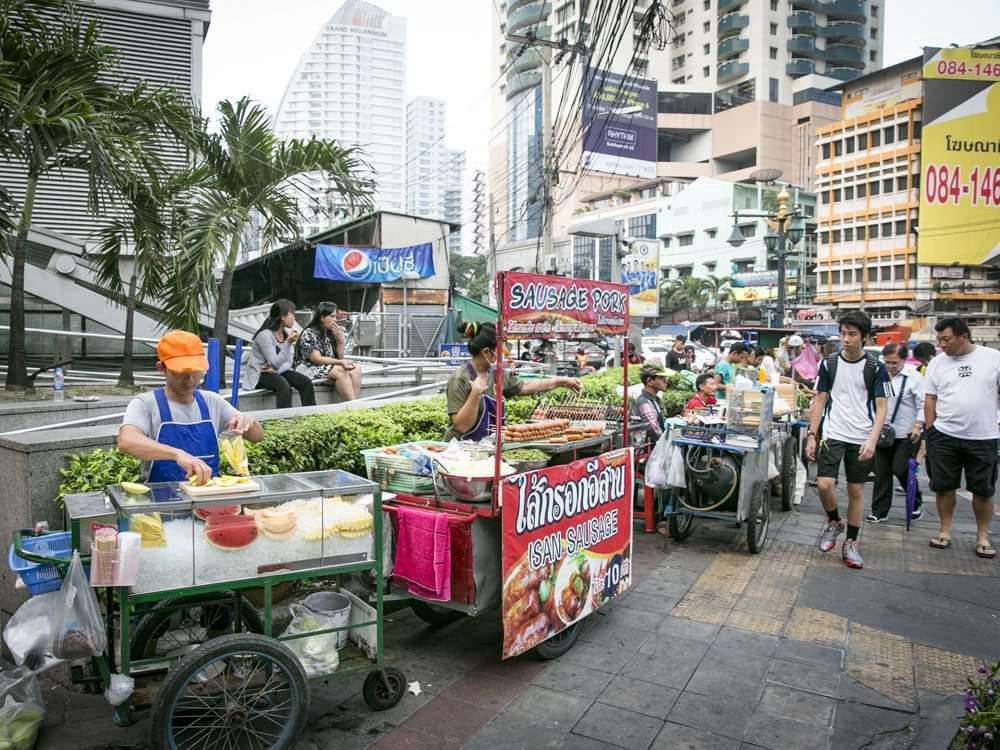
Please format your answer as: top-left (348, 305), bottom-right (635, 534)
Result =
top-left (924, 345), bottom-right (1000, 440)
top-left (816, 354), bottom-right (893, 445)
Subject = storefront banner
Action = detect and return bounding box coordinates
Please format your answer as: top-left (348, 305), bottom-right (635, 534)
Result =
top-left (499, 272), bottom-right (629, 339)
top-left (314, 243), bottom-right (435, 283)
top-left (620, 240), bottom-right (660, 318)
top-left (500, 449), bottom-right (634, 659)
top-left (582, 68), bottom-right (657, 179)
top-left (730, 269), bottom-right (799, 288)
top-left (731, 285), bottom-right (797, 302)
top-left (918, 47), bottom-right (1000, 265)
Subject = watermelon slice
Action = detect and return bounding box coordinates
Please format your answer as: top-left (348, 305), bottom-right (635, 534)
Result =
top-left (193, 504), bottom-right (241, 522)
top-left (204, 515), bottom-right (258, 551)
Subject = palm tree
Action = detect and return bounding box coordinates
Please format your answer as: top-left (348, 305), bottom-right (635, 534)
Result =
top-left (702, 274), bottom-right (733, 308)
top-left (0, 1), bottom-right (196, 389)
top-left (164, 98), bottom-right (375, 379)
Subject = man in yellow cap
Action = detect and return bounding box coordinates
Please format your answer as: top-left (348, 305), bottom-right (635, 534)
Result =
top-left (117, 330), bottom-right (264, 484)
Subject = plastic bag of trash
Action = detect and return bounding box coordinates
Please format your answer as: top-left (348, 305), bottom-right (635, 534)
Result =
top-left (0, 667), bottom-right (44, 750)
top-left (51, 552), bottom-right (106, 661)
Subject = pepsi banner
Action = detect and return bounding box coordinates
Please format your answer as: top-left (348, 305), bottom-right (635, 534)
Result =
top-left (314, 243), bottom-right (436, 283)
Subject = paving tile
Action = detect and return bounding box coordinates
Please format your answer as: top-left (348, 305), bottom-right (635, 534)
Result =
top-left (714, 627), bottom-right (780, 656)
top-left (560, 638), bottom-right (642, 674)
top-left (397, 696), bottom-right (494, 746)
top-left (532, 660), bottom-right (615, 699)
top-left (698, 648), bottom-right (772, 682)
top-left (837, 674), bottom-right (914, 713)
top-left (784, 607), bottom-right (848, 646)
top-left (605, 605), bottom-right (666, 632)
top-left (651, 721), bottom-right (741, 750)
top-left (463, 715), bottom-right (569, 749)
top-left (619, 591), bottom-right (681, 615)
top-left (672, 589), bottom-right (740, 625)
top-left (639, 634), bottom-right (711, 661)
top-left (667, 691), bottom-right (754, 740)
top-left (439, 670), bottom-right (525, 712)
top-left (656, 615), bottom-right (722, 643)
top-left (845, 623), bottom-right (916, 709)
top-left (622, 644), bottom-right (703, 690)
top-left (598, 675), bottom-right (680, 720)
top-left (369, 725), bottom-right (456, 750)
top-left (573, 702), bottom-right (665, 750)
top-left (766, 658), bottom-right (841, 698)
top-left (828, 729), bottom-right (872, 750)
top-left (724, 609), bottom-right (786, 637)
top-left (581, 613), bottom-right (655, 648)
top-left (773, 640), bottom-right (844, 670)
top-left (684, 668), bottom-right (763, 708)
top-left (475, 654), bottom-right (549, 683)
top-left (832, 701), bottom-right (916, 737)
top-left (743, 712), bottom-right (832, 750)
top-left (502, 684), bottom-right (592, 732)
top-left (912, 642), bottom-right (981, 695)
top-left (757, 684), bottom-right (835, 727)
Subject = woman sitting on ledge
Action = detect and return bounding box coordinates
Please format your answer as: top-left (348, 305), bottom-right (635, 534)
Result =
top-left (242, 299), bottom-right (316, 409)
top-left (294, 301), bottom-right (362, 401)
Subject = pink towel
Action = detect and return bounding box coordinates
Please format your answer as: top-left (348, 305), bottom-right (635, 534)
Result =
top-left (393, 506), bottom-right (451, 602)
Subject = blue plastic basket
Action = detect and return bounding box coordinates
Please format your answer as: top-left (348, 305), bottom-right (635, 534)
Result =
top-left (8, 531), bottom-right (72, 596)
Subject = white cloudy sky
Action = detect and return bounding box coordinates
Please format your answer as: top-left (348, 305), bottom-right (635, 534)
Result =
top-left (202, 0), bottom-right (998, 175)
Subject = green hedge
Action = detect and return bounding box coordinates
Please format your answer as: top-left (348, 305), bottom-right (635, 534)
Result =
top-left (56, 368), bottom-right (693, 504)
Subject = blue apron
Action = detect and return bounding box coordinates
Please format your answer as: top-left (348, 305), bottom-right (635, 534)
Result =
top-left (147, 389), bottom-right (221, 482)
top-left (460, 363), bottom-right (505, 442)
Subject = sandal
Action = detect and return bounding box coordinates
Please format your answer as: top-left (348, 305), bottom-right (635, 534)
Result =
top-left (929, 536), bottom-right (951, 549)
top-left (976, 543), bottom-right (997, 559)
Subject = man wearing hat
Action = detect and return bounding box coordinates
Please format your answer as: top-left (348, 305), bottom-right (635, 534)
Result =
top-left (117, 330), bottom-right (264, 484)
top-left (632, 361), bottom-right (670, 439)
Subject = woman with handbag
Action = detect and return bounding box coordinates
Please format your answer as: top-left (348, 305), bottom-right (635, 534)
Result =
top-left (868, 343), bottom-right (925, 523)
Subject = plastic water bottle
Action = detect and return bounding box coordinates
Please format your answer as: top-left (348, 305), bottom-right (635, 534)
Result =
top-left (53, 367), bottom-right (65, 401)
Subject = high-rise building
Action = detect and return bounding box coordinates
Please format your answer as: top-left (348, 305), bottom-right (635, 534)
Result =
top-left (404, 97), bottom-right (465, 254)
top-left (469, 169), bottom-right (487, 256)
top-left (275, 0), bottom-right (406, 236)
top-left (488, 0), bottom-right (884, 276)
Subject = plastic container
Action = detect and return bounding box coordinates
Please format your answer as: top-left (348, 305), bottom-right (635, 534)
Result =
top-left (52, 368), bottom-right (64, 401)
top-left (8, 532), bottom-right (72, 596)
top-left (302, 591), bottom-right (352, 649)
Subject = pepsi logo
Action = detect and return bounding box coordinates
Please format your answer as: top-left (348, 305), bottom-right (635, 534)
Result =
top-left (340, 249), bottom-right (371, 279)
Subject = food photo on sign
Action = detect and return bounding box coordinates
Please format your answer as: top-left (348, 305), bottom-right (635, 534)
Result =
top-left (500, 449), bottom-right (634, 659)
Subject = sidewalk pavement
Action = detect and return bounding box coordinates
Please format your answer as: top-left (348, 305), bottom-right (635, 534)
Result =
top-left (39, 477), bottom-right (997, 749)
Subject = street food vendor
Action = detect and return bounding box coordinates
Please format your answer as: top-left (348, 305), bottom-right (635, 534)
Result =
top-left (445, 322), bottom-right (582, 441)
top-left (631, 361), bottom-right (669, 439)
top-left (117, 330), bottom-right (264, 484)
top-left (683, 373), bottom-right (720, 417)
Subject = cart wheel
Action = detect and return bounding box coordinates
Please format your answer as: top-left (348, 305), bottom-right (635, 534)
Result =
top-left (668, 512), bottom-right (695, 541)
top-left (132, 593), bottom-right (264, 661)
top-left (746, 481), bottom-right (771, 554)
top-left (363, 666), bottom-right (406, 711)
top-left (150, 633), bottom-right (308, 750)
top-left (780, 436), bottom-right (797, 512)
top-left (533, 622), bottom-right (581, 660)
top-left (410, 600), bottom-right (464, 628)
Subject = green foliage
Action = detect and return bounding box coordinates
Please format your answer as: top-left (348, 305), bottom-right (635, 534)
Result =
top-left (660, 390), bottom-right (690, 418)
top-left (449, 252), bottom-right (489, 302)
top-left (57, 449), bottom-right (141, 505)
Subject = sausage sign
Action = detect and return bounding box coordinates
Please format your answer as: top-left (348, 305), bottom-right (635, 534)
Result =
top-left (500, 449), bottom-right (634, 659)
top-left (499, 272), bottom-right (630, 339)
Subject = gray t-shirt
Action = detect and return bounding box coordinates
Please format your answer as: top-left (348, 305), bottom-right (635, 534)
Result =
top-left (122, 390), bottom-right (237, 477)
top-left (924, 345), bottom-right (1000, 440)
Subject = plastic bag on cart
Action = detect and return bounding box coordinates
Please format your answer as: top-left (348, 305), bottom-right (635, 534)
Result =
top-left (644, 431), bottom-right (672, 487)
top-left (104, 673), bottom-right (134, 707)
top-left (284, 605), bottom-right (340, 677)
top-left (667, 443), bottom-right (687, 488)
top-left (51, 552), bottom-right (106, 661)
top-left (767, 451), bottom-right (779, 480)
top-left (3, 592), bottom-right (59, 673)
top-left (0, 667), bottom-right (45, 750)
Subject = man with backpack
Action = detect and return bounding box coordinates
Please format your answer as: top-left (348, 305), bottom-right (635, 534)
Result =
top-left (805, 310), bottom-right (892, 569)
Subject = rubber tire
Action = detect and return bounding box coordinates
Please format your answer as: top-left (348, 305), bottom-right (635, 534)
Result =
top-left (668, 512), bottom-right (695, 541)
top-left (131, 593), bottom-right (265, 661)
top-left (363, 666), bottom-right (407, 711)
top-left (780, 436), bottom-right (797, 512)
top-left (533, 622), bottom-right (581, 660)
top-left (746, 480), bottom-right (771, 554)
top-left (410, 600), bottom-right (464, 627)
top-left (149, 633), bottom-right (309, 750)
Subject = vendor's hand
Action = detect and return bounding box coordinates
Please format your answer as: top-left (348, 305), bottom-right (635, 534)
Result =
top-left (471, 371), bottom-right (490, 395)
top-left (558, 376), bottom-right (582, 394)
top-left (859, 437), bottom-right (877, 462)
top-left (226, 412), bottom-right (257, 435)
top-left (805, 434), bottom-right (817, 462)
top-left (909, 424), bottom-right (923, 444)
top-left (175, 451), bottom-right (211, 485)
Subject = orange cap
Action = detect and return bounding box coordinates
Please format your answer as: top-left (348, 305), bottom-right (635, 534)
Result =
top-left (157, 330), bottom-right (209, 373)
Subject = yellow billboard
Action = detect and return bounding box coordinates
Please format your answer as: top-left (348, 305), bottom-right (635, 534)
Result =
top-left (918, 47), bottom-right (1000, 265)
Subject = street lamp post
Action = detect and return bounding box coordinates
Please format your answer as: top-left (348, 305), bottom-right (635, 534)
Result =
top-left (726, 186), bottom-right (805, 328)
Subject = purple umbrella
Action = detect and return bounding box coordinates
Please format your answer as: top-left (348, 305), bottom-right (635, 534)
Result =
top-left (905, 458), bottom-right (919, 531)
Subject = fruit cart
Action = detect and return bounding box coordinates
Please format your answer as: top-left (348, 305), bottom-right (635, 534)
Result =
top-left (11, 469), bottom-right (403, 749)
top-left (380, 272), bottom-right (636, 661)
top-left (659, 385), bottom-right (796, 553)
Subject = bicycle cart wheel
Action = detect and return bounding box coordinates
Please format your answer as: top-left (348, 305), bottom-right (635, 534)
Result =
top-left (668, 511), bottom-right (695, 541)
top-left (410, 600), bottom-right (464, 627)
top-left (746, 481), bottom-right (771, 554)
top-left (132, 593), bottom-right (264, 661)
top-left (534, 622), bottom-right (581, 660)
top-left (780, 436), bottom-right (797, 512)
top-left (363, 666), bottom-right (406, 711)
top-left (150, 633), bottom-right (308, 750)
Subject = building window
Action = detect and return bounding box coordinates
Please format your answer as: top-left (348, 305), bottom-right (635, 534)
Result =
top-left (598, 237), bottom-right (613, 282)
top-left (845, 185), bottom-right (854, 200)
top-left (870, 180), bottom-right (880, 196)
top-left (703, 66), bottom-right (710, 78)
top-left (872, 4), bottom-right (879, 16)
top-left (704, 0), bottom-right (710, 9)
top-left (883, 177), bottom-right (894, 194)
top-left (739, 224), bottom-right (756, 238)
top-left (677, 266), bottom-right (693, 277)
top-left (704, 261), bottom-right (716, 272)
top-left (844, 227), bottom-right (854, 241)
top-left (819, 270), bottom-right (829, 285)
top-left (770, 0), bottom-right (778, 9)
top-left (832, 188), bottom-right (842, 202)
top-left (845, 136), bottom-right (855, 154)
top-left (734, 259), bottom-right (755, 273)
top-left (868, 223), bottom-right (878, 238)
top-left (857, 182), bottom-right (867, 198)
top-left (628, 213), bottom-right (657, 239)
top-left (706, 228), bottom-right (717, 238)
top-left (857, 225), bottom-right (866, 240)
top-left (884, 126), bottom-right (895, 144)
top-left (831, 270), bottom-right (841, 285)
top-left (573, 236), bottom-right (594, 279)
top-left (703, 20), bottom-right (710, 32)
top-left (870, 50), bottom-right (877, 63)
top-left (858, 132), bottom-right (868, 149)
top-left (913, 121), bottom-right (922, 140)
top-left (870, 27), bottom-right (878, 40)
top-left (831, 229), bottom-right (842, 243)
top-left (663, 237), bottom-right (672, 247)
top-left (769, 78), bottom-right (779, 102)
top-left (834, 140), bottom-right (843, 156)
top-left (867, 266), bottom-right (877, 281)
top-left (871, 129), bottom-right (881, 147)
top-left (881, 265), bottom-right (891, 281)
top-left (898, 122), bottom-right (909, 141)
top-left (704, 43), bottom-right (710, 54)
top-left (677, 233), bottom-right (694, 246)
top-left (769, 46), bottom-right (778, 60)
top-left (882, 221), bottom-right (893, 237)
top-left (819, 231), bottom-right (829, 244)
top-left (895, 219), bottom-right (907, 235)
top-left (770, 22), bottom-right (778, 35)
top-left (822, 142), bottom-right (831, 159)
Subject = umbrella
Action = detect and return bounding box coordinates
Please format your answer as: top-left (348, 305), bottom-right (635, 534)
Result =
top-left (905, 458), bottom-right (919, 531)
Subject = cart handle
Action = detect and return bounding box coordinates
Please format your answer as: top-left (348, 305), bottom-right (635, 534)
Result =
top-left (11, 529), bottom-right (71, 569)
top-left (382, 502), bottom-right (479, 525)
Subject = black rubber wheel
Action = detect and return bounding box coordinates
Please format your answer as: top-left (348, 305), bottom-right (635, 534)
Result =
top-left (668, 512), bottom-right (695, 541)
top-left (746, 480), bottom-right (771, 554)
top-left (149, 633), bottom-right (309, 750)
top-left (780, 435), bottom-right (798, 512)
top-left (131, 593), bottom-right (264, 662)
top-left (363, 666), bottom-right (407, 711)
top-left (533, 622), bottom-right (581, 660)
top-left (410, 600), bottom-right (464, 627)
